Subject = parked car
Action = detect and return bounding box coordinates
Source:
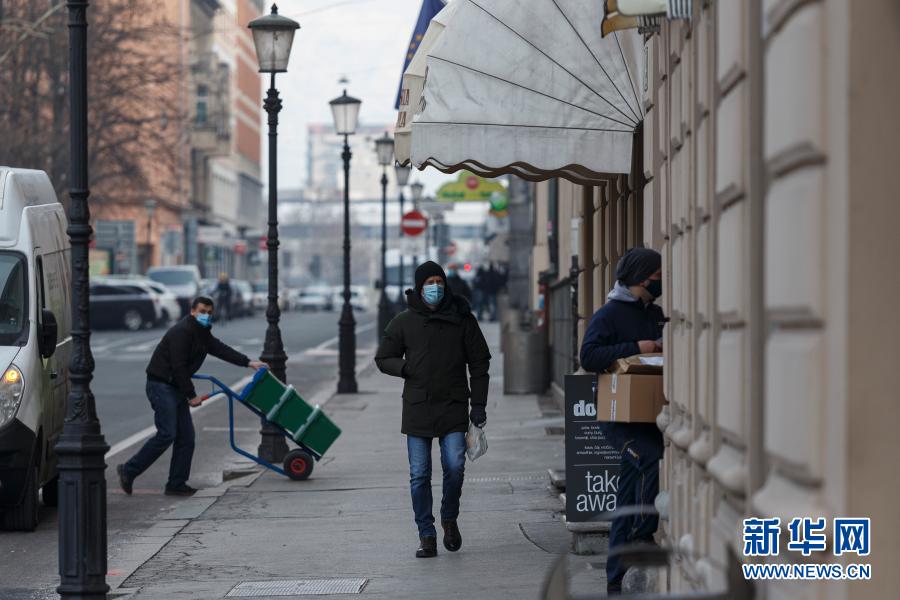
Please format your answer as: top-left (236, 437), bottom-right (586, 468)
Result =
top-left (0, 167), bottom-right (71, 530)
top-left (101, 275), bottom-right (182, 324)
top-left (251, 281), bottom-right (268, 311)
top-left (89, 281), bottom-right (161, 331)
top-left (231, 280), bottom-right (254, 317)
top-left (147, 265), bottom-right (201, 316)
top-left (295, 289), bottom-right (332, 312)
top-left (198, 278), bottom-right (248, 320)
top-left (331, 285), bottom-right (370, 312)
top-left (306, 285), bottom-right (335, 312)
top-left (250, 280), bottom-right (287, 311)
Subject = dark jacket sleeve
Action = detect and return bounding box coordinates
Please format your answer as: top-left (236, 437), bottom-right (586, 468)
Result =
top-left (463, 316), bottom-right (491, 406)
top-left (207, 336), bottom-right (251, 367)
top-left (579, 310), bottom-right (640, 373)
top-left (168, 328), bottom-right (198, 398)
top-left (375, 316), bottom-right (407, 378)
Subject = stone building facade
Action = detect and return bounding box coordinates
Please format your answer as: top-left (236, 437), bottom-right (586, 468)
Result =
top-left (531, 1), bottom-right (900, 595)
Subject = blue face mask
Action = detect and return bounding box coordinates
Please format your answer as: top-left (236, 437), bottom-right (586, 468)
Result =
top-left (195, 313), bottom-right (212, 328)
top-left (422, 283), bottom-right (444, 305)
top-left (447, 269), bottom-right (457, 277)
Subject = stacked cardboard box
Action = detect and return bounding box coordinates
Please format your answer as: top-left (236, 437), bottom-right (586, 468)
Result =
top-left (595, 353), bottom-right (666, 423)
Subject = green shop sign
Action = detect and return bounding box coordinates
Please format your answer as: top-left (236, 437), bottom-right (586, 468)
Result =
top-left (436, 171), bottom-right (508, 205)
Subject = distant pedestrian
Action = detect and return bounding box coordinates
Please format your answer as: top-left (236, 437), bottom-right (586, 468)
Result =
top-left (375, 261), bottom-right (491, 558)
top-left (117, 297), bottom-right (266, 496)
top-left (216, 272), bottom-right (232, 322)
top-left (484, 263), bottom-right (501, 321)
top-left (579, 247), bottom-right (666, 595)
top-left (472, 266), bottom-right (488, 319)
top-left (445, 262), bottom-right (472, 302)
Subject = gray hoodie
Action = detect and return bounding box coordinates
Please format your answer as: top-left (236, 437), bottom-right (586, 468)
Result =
top-left (607, 281), bottom-right (638, 303)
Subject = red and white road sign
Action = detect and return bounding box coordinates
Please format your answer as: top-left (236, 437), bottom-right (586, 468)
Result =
top-left (401, 210), bottom-right (429, 236)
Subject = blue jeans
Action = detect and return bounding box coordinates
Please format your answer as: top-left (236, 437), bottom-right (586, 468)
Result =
top-left (407, 432), bottom-right (467, 538)
top-left (606, 448), bottom-right (660, 590)
top-left (123, 380), bottom-right (195, 489)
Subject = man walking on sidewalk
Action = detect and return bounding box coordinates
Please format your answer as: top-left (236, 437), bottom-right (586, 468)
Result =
top-left (375, 261), bottom-right (491, 558)
top-left (579, 248), bottom-right (666, 594)
top-left (117, 296), bottom-right (266, 496)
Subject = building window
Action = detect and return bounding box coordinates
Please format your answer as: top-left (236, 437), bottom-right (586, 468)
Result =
top-left (196, 101), bottom-right (208, 124)
top-left (195, 84), bottom-right (209, 125)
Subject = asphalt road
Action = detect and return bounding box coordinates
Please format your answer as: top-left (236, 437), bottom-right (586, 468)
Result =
top-left (0, 307), bottom-right (378, 599)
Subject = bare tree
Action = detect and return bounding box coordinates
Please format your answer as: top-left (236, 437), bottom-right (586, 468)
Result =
top-left (0, 0), bottom-right (188, 213)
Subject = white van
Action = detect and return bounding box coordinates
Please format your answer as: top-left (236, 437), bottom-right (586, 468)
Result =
top-left (0, 167), bottom-right (71, 531)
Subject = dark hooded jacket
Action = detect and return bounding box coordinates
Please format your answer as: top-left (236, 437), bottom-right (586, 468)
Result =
top-left (375, 287), bottom-right (491, 437)
top-left (580, 247), bottom-right (665, 462)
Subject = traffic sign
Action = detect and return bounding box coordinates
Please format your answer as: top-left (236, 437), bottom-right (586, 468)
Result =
top-left (401, 210), bottom-right (428, 236)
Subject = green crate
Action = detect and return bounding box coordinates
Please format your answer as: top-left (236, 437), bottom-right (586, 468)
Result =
top-left (242, 370), bottom-right (341, 457)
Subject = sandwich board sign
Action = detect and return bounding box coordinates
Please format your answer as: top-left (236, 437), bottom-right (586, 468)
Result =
top-left (564, 374), bottom-right (621, 523)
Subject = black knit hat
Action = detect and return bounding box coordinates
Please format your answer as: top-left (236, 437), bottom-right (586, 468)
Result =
top-left (414, 261), bottom-right (447, 292)
top-left (615, 247), bottom-right (662, 286)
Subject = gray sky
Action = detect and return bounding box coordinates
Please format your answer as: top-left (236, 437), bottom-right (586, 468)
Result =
top-left (268, 0), bottom-right (445, 193)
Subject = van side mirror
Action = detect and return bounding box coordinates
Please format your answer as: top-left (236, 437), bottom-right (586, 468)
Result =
top-left (39, 309), bottom-right (58, 359)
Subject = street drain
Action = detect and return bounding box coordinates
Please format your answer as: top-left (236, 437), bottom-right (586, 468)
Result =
top-left (226, 578), bottom-right (368, 597)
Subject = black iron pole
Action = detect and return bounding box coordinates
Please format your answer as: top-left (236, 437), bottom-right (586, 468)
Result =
top-left (337, 135), bottom-right (358, 393)
top-left (377, 170), bottom-right (390, 336)
top-left (398, 190), bottom-right (405, 302)
top-left (57, 1), bottom-right (110, 598)
top-left (258, 73), bottom-right (289, 462)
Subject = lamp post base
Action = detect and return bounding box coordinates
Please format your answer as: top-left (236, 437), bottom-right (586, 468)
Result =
top-left (258, 422), bottom-right (289, 463)
top-left (259, 321), bottom-right (289, 463)
top-left (337, 302), bottom-right (358, 394)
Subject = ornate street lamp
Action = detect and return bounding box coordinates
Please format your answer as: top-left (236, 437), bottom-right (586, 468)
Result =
top-left (409, 180), bottom-right (424, 267)
top-left (410, 180), bottom-right (424, 205)
top-left (394, 162), bottom-right (411, 303)
top-left (57, 2), bottom-right (110, 598)
top-left (249, 4), bottom-right (299, 462)
top-left (329, 89), bottom-right (362, 394)
top-left (374, 132), bottom-right (394, 337)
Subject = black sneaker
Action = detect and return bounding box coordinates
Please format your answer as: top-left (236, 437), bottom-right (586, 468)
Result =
top-left (441, 520), bottom-right (462, 552)
top-left (116, 464), bottom-right (133, 495)
top-left (164, 484), bottom-right (198, 497)
top-left (415, 536), bottom-right (438, 558)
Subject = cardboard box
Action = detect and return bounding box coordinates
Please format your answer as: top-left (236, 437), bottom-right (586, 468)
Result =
top-left (596, 354), bottom-right (666, 423)
top-left (613, 353), bottom-right (663, 375)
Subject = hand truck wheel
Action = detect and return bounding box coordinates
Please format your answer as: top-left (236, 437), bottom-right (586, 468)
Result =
top-left (284, 449), bottom-right (314, 481)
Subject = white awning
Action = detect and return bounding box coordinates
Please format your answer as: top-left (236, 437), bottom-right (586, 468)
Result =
top-left (395, 1), bottom-right (459, 166)
top-left (409, 0), bottom-right (644, 184)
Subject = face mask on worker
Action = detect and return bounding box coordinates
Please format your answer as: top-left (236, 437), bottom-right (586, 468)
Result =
top-left (644, 278), bottom-right (662, 299)
top-left (422, 283), bottom-right (444, 305)
top-left (195, 313), bottom-right (212, 328)
top-left (447, 269), bottom-right (457, 277)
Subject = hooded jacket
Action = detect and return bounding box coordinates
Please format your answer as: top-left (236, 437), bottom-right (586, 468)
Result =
top-left (579, 283), bottom-right (666, 462)
top-left (375, 287), bottom-right (491, 437)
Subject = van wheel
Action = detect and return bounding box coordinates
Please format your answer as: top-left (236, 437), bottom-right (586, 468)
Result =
top-left (42, 474), bottom-right (59, 507)
top-left (123, 309), bottom-right (143, 331)
top-left (1, 464), bottom-right (39, 531)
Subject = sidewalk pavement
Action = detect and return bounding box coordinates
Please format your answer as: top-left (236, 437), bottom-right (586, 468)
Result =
top-left (108, 322), bottom-right (577, 599)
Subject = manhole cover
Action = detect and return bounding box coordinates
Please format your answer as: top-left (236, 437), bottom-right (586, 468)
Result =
top-left (226, 579), bottom-right (368, 597)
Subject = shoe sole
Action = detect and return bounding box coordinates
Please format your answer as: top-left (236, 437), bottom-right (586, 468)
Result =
top-left (117, 465), bottom-right (132, 495)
